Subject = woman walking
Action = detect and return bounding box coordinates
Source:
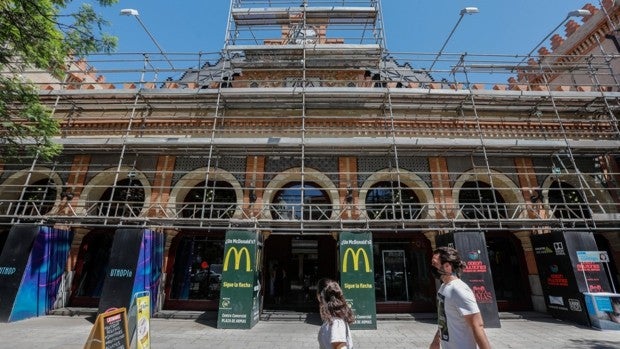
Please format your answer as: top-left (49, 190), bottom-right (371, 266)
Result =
top-left (316, 278), bottom-right (355, 349)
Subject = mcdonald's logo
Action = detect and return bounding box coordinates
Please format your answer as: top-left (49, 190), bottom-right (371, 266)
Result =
top-left (342, 247), bottom-right (371, 273)
top-left (223, 247), bottom-right (252, 272)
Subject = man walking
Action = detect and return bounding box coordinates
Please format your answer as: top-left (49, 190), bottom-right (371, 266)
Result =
top-left (429, 247), bottom-right (491, 349)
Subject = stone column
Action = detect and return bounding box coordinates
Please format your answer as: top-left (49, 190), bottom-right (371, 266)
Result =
top-left (429, 157), bottom-right (453, 220)
top-left (149, 155), bottom-right (176, 217)
top-left (245, 155), bottom-right (266, 218)
top-left (338, 156), bottom-right (358, 219)
top-left (514, 157), bottom-right (543, 219)
top-left (513, 230), bottom-right (546, 312)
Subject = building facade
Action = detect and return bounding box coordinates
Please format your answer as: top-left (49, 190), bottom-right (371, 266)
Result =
top-left (1, 0), bottom-right (619, 320)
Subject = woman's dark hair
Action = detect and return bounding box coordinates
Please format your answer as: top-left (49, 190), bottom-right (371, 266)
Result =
top-left (316, 278), bottom-right (355, 324)
top-left (433, 246), bottom-right (467, 276)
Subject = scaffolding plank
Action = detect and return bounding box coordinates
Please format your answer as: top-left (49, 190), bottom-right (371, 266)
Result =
top-left (232, 7), bottom-right (377, 26)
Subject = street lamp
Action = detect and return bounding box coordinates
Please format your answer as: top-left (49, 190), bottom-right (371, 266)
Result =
top-left (120, 8), bottom-right (175, 70)
top-left (517, 9), bottom-right (591, 67)
top-left (428, 7), bottom-right (479, 72)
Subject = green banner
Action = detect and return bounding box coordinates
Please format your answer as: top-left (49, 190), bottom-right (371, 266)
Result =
top-left (217, 230), bottom-right (261, 329)
top-left (339, 231), bottom-right (376, 330)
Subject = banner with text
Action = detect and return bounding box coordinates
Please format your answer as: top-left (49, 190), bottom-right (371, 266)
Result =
top-left (339, 231), bottom-right (376, 330)
top-left (437, 232), bottom-right (501, 328)
top-left (531, 231), bottom-right (610, 327)
top-left (0, 225), bottom-right (73, 322)
top-left (98, 229), bottom-right (144, 314)
top-left (217, 230), bottom-right (261, 329)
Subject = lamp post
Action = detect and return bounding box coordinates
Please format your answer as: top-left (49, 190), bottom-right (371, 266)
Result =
top-left (428, 7), bottom-right (479, 72)
top-left (517, 9), bottom-right (591, 67)
top-left (120, 8), bottom-right (175, 70)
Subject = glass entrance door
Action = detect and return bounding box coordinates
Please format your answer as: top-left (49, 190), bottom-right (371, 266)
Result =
top-left (263, 235), bottom-right (336, 312)
top-left (381, 250), bottom-right (409, 302)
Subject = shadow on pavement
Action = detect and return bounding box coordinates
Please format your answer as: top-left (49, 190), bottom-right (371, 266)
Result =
top-left (568, 339), bottom-right (620, 349)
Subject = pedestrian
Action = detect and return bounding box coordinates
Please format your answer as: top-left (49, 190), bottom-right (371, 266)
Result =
top-left (429, 247), bottom-right (491, 349)
top-left (316, 278), bottom-right (354, 349)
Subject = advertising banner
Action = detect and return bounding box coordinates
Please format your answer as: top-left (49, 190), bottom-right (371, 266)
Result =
top-left (217, 230), bottom-right (260, 329)
top-left (583, 292), bottom-right (620, 330)
top-left (339, 231), bottom-right (376, 330)
top-left (531, 231), bottom-right (609, 326)
top-left (0, 225), bottom-right (40, 322)
top-left (564, 232), bottom-right (611, 294)
top-left (84, 307), bottom-right (130, 349)
top-left (436, 232), bottom-right (501, 328)
top-left (131, 230), bottom-right (164, 314)
top-left (98, 229), bottom-right (164, 316)
top-left (98, 229), bottom-right (144, 314)
top-left (0, 224), bottom-right (73, 322)
top-left (136, 293), bottom-right (151, 349)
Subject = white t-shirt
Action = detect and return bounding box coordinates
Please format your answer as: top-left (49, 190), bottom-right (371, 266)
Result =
top-left (437, 278), bottom-right (480, 349)
top-left (317, 318), bottom-right (352, 349)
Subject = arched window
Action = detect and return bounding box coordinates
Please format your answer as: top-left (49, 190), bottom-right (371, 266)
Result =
top-left (98, 178), bottom-right (145, 217)
top-left (366, 181), bottom-right (421, 220)
top-left (181, 180), bottom-right (236, 219)
top-left (459, 181), bottom-right (507, 219)
top-left (10, 178), bottom-right (57, 217)
top-left (271, 182), bottom-right (331, 220)
top-left (548, 181), bottom-right (590, 220)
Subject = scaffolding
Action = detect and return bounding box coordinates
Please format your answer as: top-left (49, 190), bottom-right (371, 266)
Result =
top-left (1, 0), bottom-right (619, 236)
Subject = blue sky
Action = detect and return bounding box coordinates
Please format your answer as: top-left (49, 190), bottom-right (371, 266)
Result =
top-left (95, 0), bottom-right (594, 55)
top-left (77, 0), bottom-right (599, 85)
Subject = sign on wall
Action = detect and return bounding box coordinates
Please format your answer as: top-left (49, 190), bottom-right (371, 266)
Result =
top-left (339, 231), bottom-right (376, 330)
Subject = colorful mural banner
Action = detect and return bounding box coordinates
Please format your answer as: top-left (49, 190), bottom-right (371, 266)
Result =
top-left (0, 224), bottom-right (73, 322)
top-left (339, 231), bottom-right (377, 330)
top-left (217, 230), bottom-right (261, 329)
top-left (132, 230), bottom-right (164, 313)
top-left (98, 229), bottom-right (164, 315)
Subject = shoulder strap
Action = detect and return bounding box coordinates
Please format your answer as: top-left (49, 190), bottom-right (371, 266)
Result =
top-left (345, 322), bottom-right (353, 349)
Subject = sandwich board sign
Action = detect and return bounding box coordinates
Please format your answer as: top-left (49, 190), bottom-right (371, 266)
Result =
top-left (84, 307), bottom-right (130, 349)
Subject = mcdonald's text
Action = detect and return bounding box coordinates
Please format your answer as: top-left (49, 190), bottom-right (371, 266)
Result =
top-left (340, 239), bottom-right (372, 246)
top-left (225, 238), bottom-right (255, 244)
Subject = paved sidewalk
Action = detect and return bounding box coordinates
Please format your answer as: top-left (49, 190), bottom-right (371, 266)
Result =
top-left (0, 312), bottom-right (619, 349)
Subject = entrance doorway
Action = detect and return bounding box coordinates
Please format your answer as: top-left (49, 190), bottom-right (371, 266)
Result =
top-left (263, 235), bottom-right (336, 312)
top-left (163, 231), bottom-right (225, 311)
top-left (69, 230), bottom-right (114, 307)
top-left (379, 250), bottom-right (409, 302)
top-left (485, 232), bottom-right (532, 311)
top-left (373, 236), bottom-right (435, 313)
